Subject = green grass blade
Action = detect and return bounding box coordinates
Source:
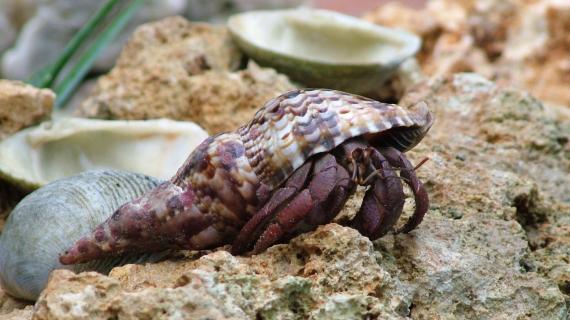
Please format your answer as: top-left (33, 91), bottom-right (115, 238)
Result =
top-left (54, 0), bottom-right (145, 108)
top-left (28, 0), bottom-right (122, 88)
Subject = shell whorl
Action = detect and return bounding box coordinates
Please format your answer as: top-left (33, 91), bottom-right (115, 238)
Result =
top-left (238, 89), bottom-right (433, 188)
top-left (0, 170), bottom-right (162, 301)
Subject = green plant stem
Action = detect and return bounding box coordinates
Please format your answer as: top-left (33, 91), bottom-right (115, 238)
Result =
top-left (28, 0), bottom-right (122, 88)
top-left (54, 0), bottom-right (144, 108)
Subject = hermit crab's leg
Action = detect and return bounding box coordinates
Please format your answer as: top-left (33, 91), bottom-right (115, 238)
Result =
top-left (232, 154), bottom-right (352, 255)
top-left (380, 147), bottom-right (429, 234)
top-left (350, 148), bottom-right (405, 240)
top-left (287, 154), bottom-right (352, 236)
top-left (230, 160), bottom-right (313, 255)
top-left (252, 154), bottom-right (352, 254)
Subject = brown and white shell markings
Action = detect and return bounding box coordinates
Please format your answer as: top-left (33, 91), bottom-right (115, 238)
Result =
top-left (60, 89), bottom-right (433, 264)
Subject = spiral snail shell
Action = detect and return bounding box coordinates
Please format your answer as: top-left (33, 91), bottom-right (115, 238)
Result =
top-left (0, 170), bottom-right (167, 301)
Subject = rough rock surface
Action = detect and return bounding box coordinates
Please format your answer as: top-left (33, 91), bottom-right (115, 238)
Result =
top-left (400, 73), bottom-right (570, 313)
top-left (365, 0), bottom-right (570, 109)
top-left (0, 287), bottom-right (30, 316)
top-left (0, 80), bottom-right (54, 139)
top-left (76, 16), bottom-right (296, 134)
top-left (20, 73), bottom-right (568, 319)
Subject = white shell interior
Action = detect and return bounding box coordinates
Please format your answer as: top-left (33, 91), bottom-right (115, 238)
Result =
top-left (0, 118), bottom-right (209, 188)
top-left (228, 9), bottom-right (421, 65)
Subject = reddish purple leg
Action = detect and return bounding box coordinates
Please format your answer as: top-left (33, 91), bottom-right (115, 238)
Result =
top-left (380, 147), bottom-right (429, 234)
top-left (231, 154), bottom-right (353, 254)
top-left (350, 148), bottom-right (405, 240)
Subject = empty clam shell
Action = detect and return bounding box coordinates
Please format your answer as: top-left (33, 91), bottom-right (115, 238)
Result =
top-left (0, 170), bottom-right (166, 301)
top-left (228, 9), bottom-right (421, 94)
top-left (0, 117), bottom-right (209, 190)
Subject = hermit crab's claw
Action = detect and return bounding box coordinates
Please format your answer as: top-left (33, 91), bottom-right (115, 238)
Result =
top-left (231, 154), bottom-right (353, 255)
top-left (380, 147), bottom-right (429, 234)
top-left (59, 182), bottom-right (214, 265)
top-left (350, 148), bottom-right (405, 240)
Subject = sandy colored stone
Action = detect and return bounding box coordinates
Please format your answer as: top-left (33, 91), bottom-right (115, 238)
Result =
top-left (499, 0), bottom-right (570, 109)
top-left (398, 73), bottom-right (569, 312)
top-left (77, 16), bottom-right (296, 135)
top-left (77, 17), bottom-right (243, 126)
top-left (0, 306), bottom-right (33, 320)
top-left (34, 217), bottom-right (567, 319)
top-left (0, 287), bottom-right (30, 316)
top-left (112, 16), bottom-right (240, 73)
top-left (182, 62), bottom-right (296, 134)
top-left (79, 60), bottom-right (295, 135)
top-left (365, 0), bottom-right (570, 108)
top-left (401, 73), bottom-right (569, 204)
top-left (0, 80), bottom-right (53, 139)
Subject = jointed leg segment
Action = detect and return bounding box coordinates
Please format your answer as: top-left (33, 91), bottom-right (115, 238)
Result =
top-left (231, 141), bottom-right (429, 255)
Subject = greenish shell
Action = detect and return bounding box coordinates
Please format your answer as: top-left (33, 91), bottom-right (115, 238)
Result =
top-left (228, 9), bottom-right (421, 94)
top-left (0, 117), bottom-right (208, 190)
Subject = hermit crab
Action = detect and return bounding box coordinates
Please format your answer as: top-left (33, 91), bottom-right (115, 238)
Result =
top-left (60, 89), bottom-right (433, 264)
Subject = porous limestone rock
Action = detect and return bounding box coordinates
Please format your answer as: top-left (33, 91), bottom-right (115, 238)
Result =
top-left (0, 286), bottom-right (30, 316)
top-left (365, 0), bottom-right (570, 108)
top-left (33, 218), bottom-right (567, 319)
top-left (33, 225), bottom-right (403, 319)
top-left (1, 0), bottom-right (187, 80)
top-left (399, 73), bottom-right (570, 313)
top-left (400, 73), bottom-right (569, 204)
top-left (0, 80), bottom-right (54, 139)
top-left (77, 17), bottom-right (295, 134)
top-left (78, 60), bottom-right (295, 134)
top-left (76, 16), bottom-right (295, 134)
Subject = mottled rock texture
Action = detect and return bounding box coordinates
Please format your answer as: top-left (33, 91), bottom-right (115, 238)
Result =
top-left (76, 16), bottom-right (296, 134)
top-left (23, 73), bottom-right (569, 319)
top-left (365, 0), bottom-right (570, 109)
top-left (0, 80), bottom-right (54, 140)
top-left (0, 287), bottom-right (30, 316)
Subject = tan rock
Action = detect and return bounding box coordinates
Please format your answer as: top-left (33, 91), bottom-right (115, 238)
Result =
top-left (183, 62), bottom-right (296, 134)
top-left (33, 225), bottom-right (401, 319)
top-left (399, 73), bottom-right (569, 310)
top-left (0, 80), bottom-right (53, 140)
top-left (0, 287), bottom-right (30, 316)
top-left (500, 0), bottom-right (570, 108)
top-left (0, 306), bottom-right (33, 320)
top-left (77, 16), bottom-right (296, 134)
top-left (401, 73), bottom-right (569, 204)
top-left (33, 216), bottom-right (567, 319)
top-left (113, 16), bottom-right (240, 73)
top-left (365, 0), bottom-right (570, 108)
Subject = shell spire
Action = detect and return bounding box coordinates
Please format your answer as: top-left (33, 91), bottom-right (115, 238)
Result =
top-left (59, 182), bottom-right (217, 265)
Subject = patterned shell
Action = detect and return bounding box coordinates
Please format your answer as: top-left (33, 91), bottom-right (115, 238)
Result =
top-left (238, 89), bottom-right (433, 188)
